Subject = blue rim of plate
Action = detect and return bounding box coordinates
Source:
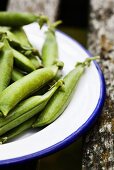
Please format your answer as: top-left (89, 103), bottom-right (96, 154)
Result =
top-left (0, 31), bottom-right (106, 166)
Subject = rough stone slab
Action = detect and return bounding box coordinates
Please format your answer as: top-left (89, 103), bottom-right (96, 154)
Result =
top-left (82, 0), bottom-right (114, 169)
top-left (7, 0), bottom-right (59, 21)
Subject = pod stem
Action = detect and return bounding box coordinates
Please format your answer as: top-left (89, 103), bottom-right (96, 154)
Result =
top-left (56, 60), bottom-right (64, 69)
top-left (75, 56), bottom-right (100, 68)
top-left (51, 20), bottom-right (62, 28)
top-left (37, 15), bottom-right (49, 28)
top-left (47, 20), bottom-right (62, 34)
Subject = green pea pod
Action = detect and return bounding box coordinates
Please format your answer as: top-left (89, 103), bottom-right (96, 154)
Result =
top-left (12, 49), bottom-right (36, 73)
top-left (0, 103), bottom-right (46, 136)
top-left (0, 29), bottom-right (26, 51)
top-left (12, 68), bottom-right (25, 82)
top-left (29, 55), bottom-right (43, 69)
top-left (0, 29), bottom-right (40, 57)
top-left (0, 29), bottom-right (24, 46)
top-left (42, 21), bottom-right (62, 67)
top-left (42, 29), bottom-right (58, 67)
top-left (0, 42), bottom-right (4, 50)
top-left (12, 28), bottom-right (31, 47)
top-left (0, 116), bottom-right (36, 144)
top-left (0, 79), bottom-right (63, 127)
top-left (33, 57), bottom-right (99, 127)
top-left (0, 26), bottom-right (10, 32)
top-left (0, 12), bottom-right (48, 28)
top-left (0, 38), bottom-right (13, 93)
top-left (10, 40), bottom-right (40, 58)
top-left (0, 29), bottom-right (19, 42)
top-left (11, 28), bottom-right (40, 56)
top-left (0, 65), bottom-right (58, 116)
top-left (0, 80), bottom-right (63, 136)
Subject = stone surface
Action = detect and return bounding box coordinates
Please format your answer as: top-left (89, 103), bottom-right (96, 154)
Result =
top-left (7, 0), bottom-right (59, 21)
top-left (82, 0), bottom-right (114, 169)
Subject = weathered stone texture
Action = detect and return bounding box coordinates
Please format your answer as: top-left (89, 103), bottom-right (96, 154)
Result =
top-left (82, 0), bottom-right (114, 169)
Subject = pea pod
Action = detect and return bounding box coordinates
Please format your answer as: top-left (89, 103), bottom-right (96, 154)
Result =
top-left (0, 65), bottom-right (58, 116)
top-left (0, 28), bottom-right (18, 41)
top-left (0, 26), bottom-right (10, 32)
top-left (33, 57), bottom-right (99, 127)
top-left (0, 80), bottom-right (63, 135)
top-left (0, 29), bottom-right (24, 49)
top-left (0, 80), bottom-right (63, 127)
top-left (0, 29), bottom-right (29, 49)
top-left (0, 103), bottom-right (45, 136)
top-left (12, 49), bottom-right (36, 73)
top-left (11, 28), bottom-right (40, 57)
top-left (0, 28), bottom-right (40, 58)
top-left (12, 68), bottom-right (25, 82)
top-left (0, 116), bottom-right (36, 144)
top-left (0, 38), bottom-right (13, 92)
top-left (0, 42), bottom-right (4, 50)
top-left (12, 28), bottom-right (31, 48)
top-left (42, 30), bottom-right (58, 67)
top-left (29, 55), bottom-right (43, 69)
top-left (42, 21), bottom-right (62, 67)
top-left (0, 12), bottom-right (48, 28)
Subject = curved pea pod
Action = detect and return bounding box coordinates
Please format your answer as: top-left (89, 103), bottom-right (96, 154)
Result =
top-left (0, 65), bottom-right (59, 116)
top-left (0, 30), bottom-right (39, 57)
top-left (0, 29), bottom-right (24, 50)
top-left (10, 40), bottom-right (39, 58)
top-left (0, 29), bottom-right (26, 48)
top-left (11, 28), bottom-right (40, 56)
top-left (12, 49), bottom-right (36, 73)
top-left (0, 29), bottom-right (19, 42)
top-left (0, 80), bottom-right (63, 127)
top-left (12, 28), bottom-right (31, 47)
top-left (11, 68), bottom-right (25, 82)
top-left (42, 29), bottom-right (58, 67)
top-left (0, 26), bottom-right (10, 32)
top-left (41, 21), bottom-right (62, 67)
top-left (0, 116), bottom-right (36, 144)
top-left (33, 57), bottom-right (99, 127)
top-left (29, 55), bottom-right (43, 69)
top-left (0, 42), bottom-right (4, 50)
top-left (0, 38), bottom-right (13, 92)
top-left (7, 30), bottom-right (34, 52)
top-left (0, 103), bottom-right (45, 136)
top-left (0, 12), bottom-right (48, 28)
top-left (0, 80), bottom-right (63, 136)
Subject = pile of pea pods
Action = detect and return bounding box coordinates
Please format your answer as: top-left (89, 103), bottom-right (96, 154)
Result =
top-left (0, 12), bottom-right (97, 144)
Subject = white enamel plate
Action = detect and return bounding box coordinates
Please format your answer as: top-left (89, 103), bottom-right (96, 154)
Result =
top-left (0, 23), bottom-right (105, 165)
